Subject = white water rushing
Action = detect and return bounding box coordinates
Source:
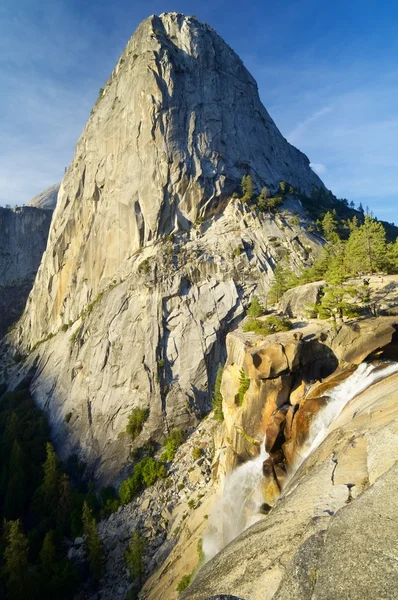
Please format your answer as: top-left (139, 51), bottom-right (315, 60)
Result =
top-left (294, 360), bottom-right (398, 469)
top-left (203, 361), bottom-right (398, 561)
top-left (203, 443), bottom-right (269, 561)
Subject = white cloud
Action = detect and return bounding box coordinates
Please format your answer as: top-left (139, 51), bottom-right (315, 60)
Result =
top-left (288, 106), bottom-right (333, 145)
top-left (310, 163), bottom-right (326, 175)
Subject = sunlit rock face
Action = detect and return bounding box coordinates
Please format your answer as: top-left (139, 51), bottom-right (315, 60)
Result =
top-left (7, 13), bottom-right (324, 482)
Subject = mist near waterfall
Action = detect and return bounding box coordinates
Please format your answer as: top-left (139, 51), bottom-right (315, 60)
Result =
top-left (203, 443), bottom-right (268, 561)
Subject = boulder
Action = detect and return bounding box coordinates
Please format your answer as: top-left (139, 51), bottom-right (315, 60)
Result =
top-left (279, 281), bottom-right (325, 318)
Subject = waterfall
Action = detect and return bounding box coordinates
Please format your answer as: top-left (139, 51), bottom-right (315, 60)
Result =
top-left (203, 360), bottom-right (398, 562)
top-left (293, 361), bottom-right (398, 469)
top-left (203, 443), bottom-right (268, 561)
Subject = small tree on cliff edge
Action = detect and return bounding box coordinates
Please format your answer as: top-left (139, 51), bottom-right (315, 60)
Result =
top-left (241, 175), bottom-right (254, 203)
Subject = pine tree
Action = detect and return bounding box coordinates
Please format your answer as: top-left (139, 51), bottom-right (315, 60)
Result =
top-left (345, 215), bottom-right (387, 274)
top-left (310, 285), bottom-right (362, 322)
top-left (257, 187), bottom-right (269, 211)
top-left (241, 175), bottom-right (254, 203)
top-left (268, 262), bottom-right (298, 304)
top-left (386, 238), bottom-right (398, 273)
top-left (3, 520), bottom-right (30, 599)
top-left (124, 530), bottom-right (147, 585)
top-left (82, 502), bottom-right (104, 581)
top-left (324, 242), bottom-right (349, 284)
top-left (247, 296), bottom-right (265, 318)
top-left (321, 211), bottom-right (339, 242)
top-left (39, 530), bottom-right (57, 576)
top-left (42, 442), bottom-right (60, 513)
top-left (57, 474), bottom-right (73, 534)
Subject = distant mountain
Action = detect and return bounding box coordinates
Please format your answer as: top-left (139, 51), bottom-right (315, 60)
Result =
top-left (28, 182), bottom-right (60, 210)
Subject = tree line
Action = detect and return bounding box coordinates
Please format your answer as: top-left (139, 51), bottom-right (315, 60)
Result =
top-left (0, 388), bottom-right (105, 599)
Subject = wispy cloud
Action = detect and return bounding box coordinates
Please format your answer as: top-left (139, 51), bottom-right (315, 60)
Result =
top-left (0, 0), bottom-right (397, 227)
top-left (288, 106), bottom-right (333, 145)
top-left (310, 163), bottom-right (326, 175)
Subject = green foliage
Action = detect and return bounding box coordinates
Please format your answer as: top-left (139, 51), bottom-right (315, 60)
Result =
top-left (119, 458), bottom-right (166, 505)
top-left (126, 408), bottom-right (149, 441)
top-left (176, 573), bottom-right (193, 594)
top-left (138, 259), bottom-right (150, 274)
top-left (257, 186), bottom-right (284, 213)
top-left (3, 519), bottom-right (30, 599)
top-left (161, 428), bottom-right (185, 462)
top-left (212, 364), bottom-right (224, 422)
top-left (290, 215), bottom-right (300, 226)
top-left (0, 386), bottom-right (101, 597)
top-left (70, 327), bottom-right (81, 345)
top-left (124, 530), bottom-right (147, 584)
top-left (238, 370), bottom-right (250, 406)
top-left (82, 502), bottom-right (104, 581)
top-left (268, 263), bottom-right (299, 305)
top-left (98, 486), bottom-right (120, 518)
top-left (42, 442), bottom-right (60, 515)
top-left (345, 215), bottom-right (387, 274)
top-left (279, 181), bottom-right (287, 194)
top-left (299, 215), bottom-right (397, 286)
top-left (308, 285), bottom-right (365, 321)
top-left (320, 210), bottom-right (339, 242)
top-left (241, 174), bottom-right (254, 203)
top-left (242, 316), bottom-right (293, 336)
top-left (192, 445), bottom-right (203, 460)
top-left (247, 296), bottom-right (265, 318)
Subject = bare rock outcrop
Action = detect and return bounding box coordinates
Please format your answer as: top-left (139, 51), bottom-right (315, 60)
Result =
top-left (214, 315), bottom-right (398, 500)
top-left (278, 280), bottom-right (325, 318)
top-left (3, 13), bottom-right (325, 481)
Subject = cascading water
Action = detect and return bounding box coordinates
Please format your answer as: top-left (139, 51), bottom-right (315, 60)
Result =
top-left (203, 360), bottom-right (398, 562)
top-left (203, 443), bottom-right (268, 561)
top-left (294, 360), bottom-right (398, 469)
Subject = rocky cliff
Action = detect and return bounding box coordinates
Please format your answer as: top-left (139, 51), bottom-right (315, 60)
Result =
top-left (4, 13), bottom-right (326, 482)
top-left (0, 206), bottom-right (53, 337)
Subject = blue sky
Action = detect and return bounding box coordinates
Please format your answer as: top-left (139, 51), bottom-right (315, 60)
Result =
top-left (1, 0), bottom-right (397, 224)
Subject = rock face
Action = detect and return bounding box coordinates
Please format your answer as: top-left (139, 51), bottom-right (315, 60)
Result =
top-left (278, 281), bottom-right (325, 318)
top-left (183, 370), bottom-right (398, 600)
top-left (213, 315), bottom-right (398, 501)
top-left (28, 183), bottom-right (60, 210)
top-left (5, 13), bottom-right (325, 481)
top-left (0, 206), bottom-right (53, 337)
top-left (215, 324), bottom-right (338, 487)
